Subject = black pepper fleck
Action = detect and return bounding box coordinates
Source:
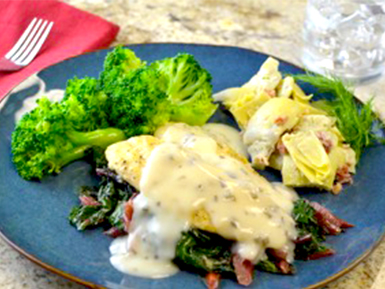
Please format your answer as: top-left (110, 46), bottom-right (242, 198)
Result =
top-left (230, 219), bottom-right (238, 228)
top-left (142, 207), bottom-right (150, 214)
top-left (249, 190), bottom-right (259, 200)
top-left (226, 172), bottom-right (237, 179)
top-left (224, 191), bottom-right (236, 201)
top-left (263, 210), bottom-right (273, 218)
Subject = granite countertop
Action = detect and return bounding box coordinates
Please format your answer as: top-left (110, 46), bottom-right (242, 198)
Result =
top-left (2, 0), bottom-right (385, 288)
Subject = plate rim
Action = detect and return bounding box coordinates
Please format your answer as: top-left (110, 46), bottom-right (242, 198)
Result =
top-left (0, 42), bottom-right (383, 289)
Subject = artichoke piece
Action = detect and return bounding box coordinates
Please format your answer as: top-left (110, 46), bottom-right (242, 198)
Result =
top-left (243, 98), bottom-right (304, 168)
top-left (282, 131), bottom-right (332, 187)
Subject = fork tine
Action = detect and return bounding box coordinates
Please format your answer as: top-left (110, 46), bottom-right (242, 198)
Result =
top-left (5, 18), bottom-right (38, 60)
top-left (14, 20), bottom-right (48, 64)
top-left (17, 22), bottom-right (54, 66)
top-left (9, 19), bottom-right (43, 62)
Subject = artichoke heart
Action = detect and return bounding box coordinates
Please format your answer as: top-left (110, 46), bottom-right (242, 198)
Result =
top-left (277, 76), bottom-right (295, 98)
top-left (228, 89), bottom-right (271, 129)
top-left (244, 98), bottom-right (304, 168)
top-left (282, 155), bottom-right (313, 188)
top-left (243, 57), bottom-right (282, 91)
top-left (282, 131), bottom-right (332, 186)
top-left (294, 114), bottom-right (336, 132)
top-left (292, 83), bottom-right (312, 103)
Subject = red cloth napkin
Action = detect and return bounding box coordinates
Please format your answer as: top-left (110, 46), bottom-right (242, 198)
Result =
top-left (0, 0), bottom-right (120, 99)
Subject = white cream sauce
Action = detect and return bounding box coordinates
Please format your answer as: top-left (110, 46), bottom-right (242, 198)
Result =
top-left (109, 194), bottom-right (182, 278)
top-left (8, 74), bottom-right (65, 122)
top-left (203, 123), bottom-right (248, 158)
top-left (108, 123), bottom-right (298, 278)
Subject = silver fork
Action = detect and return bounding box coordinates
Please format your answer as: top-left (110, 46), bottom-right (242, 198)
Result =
top-left (0, 18), bottom-right (54, 72)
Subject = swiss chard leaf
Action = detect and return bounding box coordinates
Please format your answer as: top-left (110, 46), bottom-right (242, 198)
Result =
top-left (255, 260), bottom-right (280, 274)
top-left (69, 173), bottom-right (134, 231)
top-left (292, 199), bottom-right (329, 259)
top-left (108, 201), bottom-right (127, 231)
top-left (174, 229), bottom-right (234, 275)
top-left (69, 205), bottom-right (107, 230)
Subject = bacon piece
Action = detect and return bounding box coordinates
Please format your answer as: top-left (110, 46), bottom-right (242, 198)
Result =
top-left (123, 193), bottom-right (138, 232)
top-left (266, 249), bottom-right (294, 275)
top-left (104, 227), bottom-right (126, 238)
top-left (79, 195), bottom-right (101, 206)
top-left (265, 89), bottom-right (276, 97)
top-left (232, 254), bottom-right (254, 286)
top-left (336, 217), bottom-right (355, 229)
top-left (276, 139), bottom-right (287, 154)
top-left (205, 272), bottom-right (220, 289)
top-left (307, 248), bottom-right (335, 260)
top-left (274, 116), bottom-right (288, 126)
top-left (266, 248), bottom-right (287, 260)
top-left (310, 202), bottom-right (354, 235)
top-left (276, 260), bottom-right (293, 274)
top-left (336, 165), bottom-right (353, 185)
top-left (315, 131), bottom-right (333, 153)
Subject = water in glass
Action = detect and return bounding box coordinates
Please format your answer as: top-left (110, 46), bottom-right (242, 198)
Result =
top-left (302, 0), bottom-right (385, 81)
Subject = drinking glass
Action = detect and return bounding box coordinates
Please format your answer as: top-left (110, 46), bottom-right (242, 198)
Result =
top-left (302, 0), bottom-right (385, 82)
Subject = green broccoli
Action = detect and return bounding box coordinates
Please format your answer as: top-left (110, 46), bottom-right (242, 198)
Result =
top-left (12, 97), bottom-right (125, 181)
top-left (61, 77), bottom-right (109, 131)
top-left (99, 45), bottom-right (145, 96)
top-left (12, 48), bottom-right (219, 180)
top-left (103, 49), bottom-right (218, 136)
top-left (108, 66), bottom-right (171, 136)
top-left (151, 53), bottom-right (218, 125)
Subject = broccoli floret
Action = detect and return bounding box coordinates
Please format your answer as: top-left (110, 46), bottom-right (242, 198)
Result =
top-left (108, 67), bottom-right (171, 136)
top-left (62, 77), bottom-right (109, 131)
top-left (101, 48), bottom-right (217, 136)
top-left (100, 45), bottom-right (145, 95)
top-left (12, 97), bottom-right (125, 181)
top-left (151, 53), bottom-right (218, 125)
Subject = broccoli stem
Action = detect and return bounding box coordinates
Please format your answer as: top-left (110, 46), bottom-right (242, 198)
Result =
top-left (66, 128), bottom-right (126, 148)
top-left (57, 145), bottom-right (93, 169)
top-left (54, 128), bottom-right (126, 171)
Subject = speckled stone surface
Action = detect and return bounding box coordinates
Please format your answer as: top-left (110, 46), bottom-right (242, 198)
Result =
top-left (2, 0), bottom-right (385, 288)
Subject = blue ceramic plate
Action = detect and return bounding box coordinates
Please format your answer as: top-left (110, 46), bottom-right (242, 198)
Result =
top-left (1, 44), bottom-right (384, 289)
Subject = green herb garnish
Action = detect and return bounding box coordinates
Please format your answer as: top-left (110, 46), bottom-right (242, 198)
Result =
top-left (294, 73), bottom-right (384, 160)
